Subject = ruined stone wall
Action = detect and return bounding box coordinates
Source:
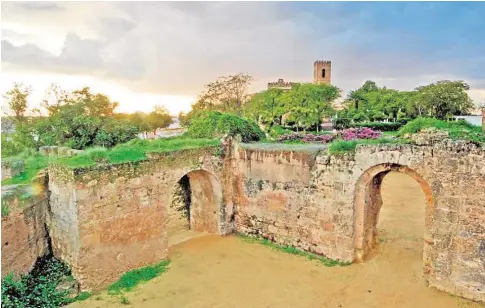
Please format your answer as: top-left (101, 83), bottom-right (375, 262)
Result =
top-left (232, 140), bottom-right (485, 303)
top-left (1, 159), bottom-right (24, 180)
top-left (47, 147), bottom-right (230, 290)
top-left (1, 174), bottom-right (50, 277)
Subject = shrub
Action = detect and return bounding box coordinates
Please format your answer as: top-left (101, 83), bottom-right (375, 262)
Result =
top-left (353, 122), bottom-right (404, 131)
top-left (333, 117), bottom-right (351, 130)
top-left (186, 111), bottom-right (265, 142)
top-left (1, 255), bottom-right (75, 308)
top-left (268, 125), bottom-right (292, 139)
top-left (278, 133), bottom-right (335, 144)
top-left (341, 127), bottom-right (382, 141)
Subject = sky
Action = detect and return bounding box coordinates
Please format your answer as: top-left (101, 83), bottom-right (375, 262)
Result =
top-left (1, 1), bottom-right (485, 115)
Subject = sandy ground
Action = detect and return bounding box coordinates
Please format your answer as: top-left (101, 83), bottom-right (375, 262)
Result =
top-left (71, 172), bottom-right (483, 308)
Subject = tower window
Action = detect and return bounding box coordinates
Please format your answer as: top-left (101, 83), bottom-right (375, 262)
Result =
top-left (322, 69), bottom-right (326, 78)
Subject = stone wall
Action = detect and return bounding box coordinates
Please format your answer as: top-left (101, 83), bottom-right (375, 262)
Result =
top-left (1, 174), bottom-right (50, 278)
top-left (47, 145), bottom-right (231, 290)
top-left (39, 146), bottom-right (83, 157)
top-left (14, 135), bottom-right (482, 303)
top-left (1, 159), bottom-right (24, 181)
top-left (232, 139), bottom-right (485, 303)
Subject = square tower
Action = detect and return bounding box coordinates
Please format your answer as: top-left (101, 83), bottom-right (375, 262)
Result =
top-left (313, 60), bottom-right (331, 85)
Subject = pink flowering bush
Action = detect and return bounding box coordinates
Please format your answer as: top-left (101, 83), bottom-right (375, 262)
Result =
top-left (341, 127), bottom-right (382, 141)
top-left (277, 127), bottom-right (382, 144)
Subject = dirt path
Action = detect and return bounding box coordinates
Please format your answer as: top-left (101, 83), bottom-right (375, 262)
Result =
top-left (71, 172), bottom-right (483, 308)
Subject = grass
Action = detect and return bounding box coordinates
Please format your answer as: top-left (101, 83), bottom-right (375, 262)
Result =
top-left (2, 137), bottom-right (221, 184)
top-left (398, 117), bottom-right (485, 144)
top-left (57, 137), bottom-right (220, 168)
top-left (1, 153), bottom-right (54, 185)
top-left (1, 202), bottom-right (10, 217)
top-left (382, 131), bottom-right (399, 137)
top-left (238, 234), bottom-right (351, 267)
top-left (328, 138), bottom-right (406, 155)
top-left (73, 291), bottom-right (92, 301)
top-left (107, 260), bottom-right (171, 295)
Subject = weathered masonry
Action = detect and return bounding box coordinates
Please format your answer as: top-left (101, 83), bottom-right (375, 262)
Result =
top-left (2, 135), bottom-right (484, 303)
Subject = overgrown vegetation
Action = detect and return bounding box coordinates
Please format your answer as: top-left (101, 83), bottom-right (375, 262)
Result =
top-left (186, 111), bottom-right (264, 142)
top-left (107, 260), bottom-right (171, 295)
top-left (1, 84), bottom-right (174, 157)
top-left (398, 118), bottom-right (485, 145)
top-left (1, 151), bottom-right (52, 185)
top-left (238, 234), bottom-right (351, 267)
top-left (1, 255), bottom-right (77, 308)
top-left (58, 137), bottom-right (220, 168)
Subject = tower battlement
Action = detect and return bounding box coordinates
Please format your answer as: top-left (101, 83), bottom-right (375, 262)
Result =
top-left (314, 60), bottom-right (331, 65)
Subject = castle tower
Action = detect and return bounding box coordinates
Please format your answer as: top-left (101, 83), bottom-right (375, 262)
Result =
top-left (313, 60), bottom-right (331, 85)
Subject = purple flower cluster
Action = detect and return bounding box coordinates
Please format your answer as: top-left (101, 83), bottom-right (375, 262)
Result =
top-left (341, 127), bottom-right (382, 141)
top-left (277, 127), bottom-right (382, 144)
top-left (278, 133), bottom-right (335, 144)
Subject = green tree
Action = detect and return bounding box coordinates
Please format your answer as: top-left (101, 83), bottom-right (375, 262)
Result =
top-left (409, 80), bottom-right (473, 119)
top-left (244, 88), bottom-right (285, 131)
top-left (198, 73), bottom-right (253, 115)
top-left (282, 83), bottom-right (339, 131)
top-left (34, 86), bottom-right (138, 149)
top-left (3, 83), bottom-right (31, 122)
top-left (147, 105), bottom-right (172, 134)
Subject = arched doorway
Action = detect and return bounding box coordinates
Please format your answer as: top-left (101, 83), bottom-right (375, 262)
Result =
top-left (353, 164), bottom-right (435, 280)
top-left (167, 169), bottom-right (223, 246)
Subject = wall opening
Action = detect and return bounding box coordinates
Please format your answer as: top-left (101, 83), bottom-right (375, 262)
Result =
top-left (167, 170), bottom-right (223, 246)
top-left (321, 69), bottom-right (326, 78)
top-left (353, 164), bottom-right (434, 281)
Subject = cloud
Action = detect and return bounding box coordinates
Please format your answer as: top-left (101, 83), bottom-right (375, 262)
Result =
top-left (16, 2), bottom-right (65, 11)
top-left (1, 2), bottom-right (485, 101)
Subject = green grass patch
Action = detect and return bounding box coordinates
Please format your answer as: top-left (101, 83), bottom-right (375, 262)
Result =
top-left (1, 153), bottom-right (54, 185)
top-left (120, 296), bottom-right (130, 305)
top-left (107, 260), bottom-right (171, 295)
top-left (398, 117), bottom-right (485, 144)
top-left (238, 234), bottom-right (351, 267)
top-left (382, 131), bottom-right (399, 137)
top-left (1, 202), bottom-right (10, 217)
top-left (57, 137), bottom-right (220, 168)
top-left (73, 291), bottom-right (92, 301)
top-left (328, 138), bottom-right (406, 155)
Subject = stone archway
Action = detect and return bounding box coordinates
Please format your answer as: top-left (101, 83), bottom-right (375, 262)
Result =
top-left (167, 169), bottom-right (224, 245)
top-left (353, 163), bottom-right (435, 278)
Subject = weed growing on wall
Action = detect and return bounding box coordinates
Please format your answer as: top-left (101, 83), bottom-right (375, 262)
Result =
top-left (238, 234), bottom-right (351, 267)
top-left (107, 260), bottom-right (171, 295)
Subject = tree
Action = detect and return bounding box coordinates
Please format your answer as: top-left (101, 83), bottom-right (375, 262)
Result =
top-left (243, 88), bottom-right (286, 130)
top-left (410, 80), bottom-right (474, 119)
top-left (147, 105), bottom-right (172, 134)
top-left (198, 73), bottom-right (253, 115)
top-left (3, 83), bottom-right (31, 122)
top-left (282, 83), bottom-right (339, 131)
top-left (41, 83), bottom-right (70, 115)
top-left (34, 86), bottom-right (138, 149)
